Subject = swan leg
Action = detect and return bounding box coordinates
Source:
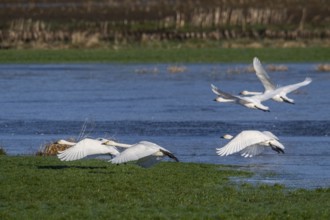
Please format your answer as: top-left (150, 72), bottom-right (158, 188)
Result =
top-left (281, 97), bottom-right (295, 104)
top-left (254, 105), bottom-right (270, 112)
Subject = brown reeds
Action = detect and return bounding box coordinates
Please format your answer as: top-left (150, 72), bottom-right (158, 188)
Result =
top-left (0, 0), bottom-right (329, 48)
top-left (266, 65), bottom-right (288, 72)
top-left (36, 138), bottom-right (75, 156)
top-left (226, 64), bottom-right (288, 74)
top-left (316, 64), bottom-right (330, 72)
top-left (167, 65), bottom-right (187, 73)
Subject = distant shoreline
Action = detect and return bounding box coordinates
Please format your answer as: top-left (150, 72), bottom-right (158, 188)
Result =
top-left (0, 0), bottom-right (329, 49)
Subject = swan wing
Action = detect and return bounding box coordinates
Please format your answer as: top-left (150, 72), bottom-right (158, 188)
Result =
top-left (253, 86), bottom-right (286, 102)
top-left (279, 77), bottom-right (312, 95)
top-left (253, 57), bottom-right (276, 91)
top-left (57, 138), bottom-right (119, 161)
top-left (270, 139), bottom-right (285, 150)
top-left (262, 131), bottom-right (280, 140)
top-left (110, 142), bottom-right (159, 164)
top-left (216, 130), bottom-right (270, 156)
top-left (211, 84), bottom-right (239, 101)
top-left (240, 144), bottom-right (266, 157)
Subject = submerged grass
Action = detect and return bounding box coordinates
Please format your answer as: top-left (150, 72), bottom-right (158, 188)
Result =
top-left (0, 156), bottom-right (329, 219)
top-left (0, 47), bottom-right (329, 63)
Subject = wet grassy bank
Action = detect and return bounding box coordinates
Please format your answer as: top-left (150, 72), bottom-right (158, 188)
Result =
top-left (0, 156), bottom-right (329, 219)
top-left (0, 47), bottom-right (329, 63)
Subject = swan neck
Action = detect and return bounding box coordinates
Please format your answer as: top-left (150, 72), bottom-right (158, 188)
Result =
top-left (106, 140), bottom-right (131, 148)
top-left (242, 91), bottom-right (262, 95)
top-left (115, 142), bottom-right (132, 148)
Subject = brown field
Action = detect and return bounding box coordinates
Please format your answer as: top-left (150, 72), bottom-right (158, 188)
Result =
top-left (0, 0), bottom-right (329, 49)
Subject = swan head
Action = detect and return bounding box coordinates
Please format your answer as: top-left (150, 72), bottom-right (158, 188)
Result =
top-left (102, 139), bottom-right (119, 146)
top-left (96, 138), bottom-right (111, 144)
top-left (221, 134), bottom-right (234, 140)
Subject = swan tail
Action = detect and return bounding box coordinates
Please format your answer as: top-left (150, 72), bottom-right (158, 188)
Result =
top-left (270, 143), bottom-right (285, 154)
top-left (160, 149), bottom-right (179, 162)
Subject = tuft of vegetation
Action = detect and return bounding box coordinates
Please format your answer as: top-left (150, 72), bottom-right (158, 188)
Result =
top-left (36, 139), bottom-right (75, 156)
top-left (0, 156), bottom-right (329, 219)
top-left (316, 64), bottom-right (330, 72)
top-left (0, 147), bottom-right (6, 155)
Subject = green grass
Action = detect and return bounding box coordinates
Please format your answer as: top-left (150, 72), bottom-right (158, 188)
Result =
top-left (0, 156), bottom-right (329, 219)
top-left (0, 47), bottom-right (329, 63)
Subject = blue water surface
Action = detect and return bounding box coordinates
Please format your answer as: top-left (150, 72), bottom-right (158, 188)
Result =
top-left (0, 63), bottom-right (329, 189)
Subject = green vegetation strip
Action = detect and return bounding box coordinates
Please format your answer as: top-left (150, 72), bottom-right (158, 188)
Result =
top-left (0, 47), bottom-right (329, 63)
top-left (0, 156), bottom-right (329, 219)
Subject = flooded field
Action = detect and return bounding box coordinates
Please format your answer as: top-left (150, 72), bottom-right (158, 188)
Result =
top-left (0, 63), bottom-right (329, 189)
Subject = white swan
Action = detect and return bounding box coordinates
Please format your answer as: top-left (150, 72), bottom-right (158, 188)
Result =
top-left (57, 138), bottom-right (120, 161)
top-left (216, 130), bottom-right (285, 157)
top-left (104, 140), bottom-right (179, 168)
top-left (240, 57), bottom-right (312, 104)
top-left (211, 84), bottom-right (285, 112)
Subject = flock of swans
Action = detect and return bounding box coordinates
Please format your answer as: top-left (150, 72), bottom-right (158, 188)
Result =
top-left (57, 138), bottom-right (179, 168)
top-left (56, 57), bottom-right (311, 167)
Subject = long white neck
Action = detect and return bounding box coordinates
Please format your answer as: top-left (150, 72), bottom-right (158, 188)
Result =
top-left (106, 140), bottom-right (132, 148)
top-left (240, 90), bottom-right (263, 96)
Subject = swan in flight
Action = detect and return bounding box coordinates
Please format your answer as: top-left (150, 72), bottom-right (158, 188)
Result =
top-left (216, 130), bottom-right (285, 157)
top-left (211, 84), bottom-right (285, 112)
top-left (57, 138), bottom-right (120, 161)
top-left (240, 57), bottom-right (312, 104)
top-left (104, 140), bottom-right (179, 168)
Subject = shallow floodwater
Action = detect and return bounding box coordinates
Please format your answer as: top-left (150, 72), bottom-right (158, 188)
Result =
top-left (0, 63), bottom-right (329, 189)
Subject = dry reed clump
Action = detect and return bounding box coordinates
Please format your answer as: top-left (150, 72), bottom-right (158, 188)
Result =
top-left (227, 64), bottom-right (288, 74)
top-left (71, 32), bottom-right (101, 48)
top-left (266, 64), bottom-right (288, 72)
top-left (226, 65), bottom-right (254, 74)
top-left (36, 138), bottom-right (75, 156)
top-left (316, 64), bottom-right (330, 72)
top-left (167, 65), bottom-right (187, 73)
top-left (134, 67), bottom-right (159, 74)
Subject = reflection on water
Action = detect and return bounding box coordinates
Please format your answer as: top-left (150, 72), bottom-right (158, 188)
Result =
top-left (0, 63), bottom-right (329, 189)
